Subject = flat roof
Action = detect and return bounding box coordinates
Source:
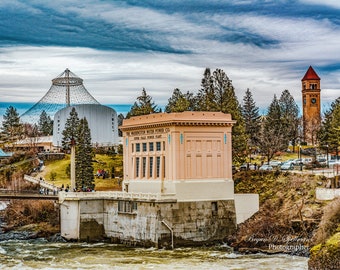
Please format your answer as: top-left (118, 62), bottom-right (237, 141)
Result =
top-left (121, 111), bottom-right (235, 130)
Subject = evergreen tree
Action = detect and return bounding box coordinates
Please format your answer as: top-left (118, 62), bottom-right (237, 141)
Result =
top-left (117, 113), bottom-right (125, 137)
top-left (126, 88), bottom-right (160, 118)
top-left (38, 110), bottom-right (53, 136)
top-left (279, 90), bottom-right (299, 151)
top-left (318, 97), bottom-right (340, 157)
top-left (194, 68), bottom-right (247, 163)
top-left (75, 117), bottom-right (94, 190)
top-left (61, 107), bottom-right (80, 150)
top-left (195, 68), bottom-right (215, 111)
top-left (266, 94), bottom-right (282, 131)
top-left (242, 88), bottom-right (261, 146)
top-left (2, 106), bottom-right (22, 141)
top-left (165, 88), bottom-right (194, 112)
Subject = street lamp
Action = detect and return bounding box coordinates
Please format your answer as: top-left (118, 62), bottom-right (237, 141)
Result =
top-left (248, 146), bottom-right (252, 170)
top-left (299, 145), bottom-right (302, 171)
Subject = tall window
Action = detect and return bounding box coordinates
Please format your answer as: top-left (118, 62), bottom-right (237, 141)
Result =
top-left (156, 142), bottom-right (161, 151)
top-left (149, 157), bottom-right (153, 177)
top-left (163, 156), bottom-right (166, 178)
top-left (142, 157), bottom-right (146, 177)
top-left (156, 157), bottom-right (161, 177)
top-left (136, 157), bottom-right (140, 177)
top-left (136, 143), bottom-right (140, 152)
top-left (149, 142), bottom-right (154, 151)
top-left (142, 142), bottom-right (147, 152)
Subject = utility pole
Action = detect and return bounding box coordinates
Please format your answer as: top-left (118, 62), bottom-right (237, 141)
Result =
top-left (70, 137), bottom-right (76, 191)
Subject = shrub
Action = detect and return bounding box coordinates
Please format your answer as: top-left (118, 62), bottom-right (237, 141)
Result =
top-left (3, 200), bottom-right (59, 228)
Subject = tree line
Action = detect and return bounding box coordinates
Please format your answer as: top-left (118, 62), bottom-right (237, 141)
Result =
top-left (122, 68), bottom-right (302, 164)
top-left (2, 67), bottom-right (340, 165)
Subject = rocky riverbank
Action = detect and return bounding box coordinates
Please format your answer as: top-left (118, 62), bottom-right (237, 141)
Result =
top-left (1, 171), bottom-right (339, 269)
top-left (0, 220), bottom-right (64, 242)
top-left (231, 170), bottom-right (339, 263)
top-left (0, 198), bottom-right (61, 243)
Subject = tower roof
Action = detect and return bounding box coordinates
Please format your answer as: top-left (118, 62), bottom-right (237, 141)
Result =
top-left (302, 66), bottom-right (320, 81)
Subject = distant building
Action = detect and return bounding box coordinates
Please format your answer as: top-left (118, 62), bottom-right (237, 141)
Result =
top-left (53, 104), bottom-right (119, 148)
top-left (59, 111), bottom-right (259, 247)
top-left (302, 66), bottom-right (321, 145)
top-left (8, 136), bottom-right (55, 152)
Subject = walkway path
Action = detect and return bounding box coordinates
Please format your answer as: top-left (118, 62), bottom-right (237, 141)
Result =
top-left (24, 175), bottom-right (59, 193)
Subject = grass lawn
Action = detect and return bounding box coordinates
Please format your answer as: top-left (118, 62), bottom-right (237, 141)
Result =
top-left (35, 154), bottom-right (123, 191)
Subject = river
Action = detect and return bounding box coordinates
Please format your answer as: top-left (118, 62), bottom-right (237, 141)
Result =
top-left (0, 239), bottom-right (308, 270)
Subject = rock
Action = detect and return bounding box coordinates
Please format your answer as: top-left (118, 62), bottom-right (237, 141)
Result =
top-left (49, 233), bottom-right (67, 243)
top-left (0, 230), bottom-right (38, 241)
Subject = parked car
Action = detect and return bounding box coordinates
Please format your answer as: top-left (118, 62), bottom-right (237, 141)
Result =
top-left (316, 158), bottom-right (327, 166)
top-left (239, 163), bottom-right (256, 171)
top-left (269, 160), bottom-right (282, 167)
top-left (292, 159), bottom-right (303, 165)
top-left (259, 164), bottom-right (273, 171)
top-left (327, 160), bottom-right (340, 167)
top-left (280, 162), bottom-right (294, 170)
top-left (302, 158), bottom-right (313, 164)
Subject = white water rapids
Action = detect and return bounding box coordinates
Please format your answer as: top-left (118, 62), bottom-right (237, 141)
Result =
top-left (0, 240), bottom-right (308, 269)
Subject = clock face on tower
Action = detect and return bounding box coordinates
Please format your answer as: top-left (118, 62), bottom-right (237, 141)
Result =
top-left (311, 98), bottom-right (316, 104)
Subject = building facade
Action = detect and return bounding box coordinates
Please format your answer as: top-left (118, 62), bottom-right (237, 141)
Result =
top-left (302, 66), bottom-right (321, 145)
top-left (121, 112), bottom-right (235, 197)
top-left (53, 104), bottom-right (119, 148)
top-left (59, 112), bottom-right (259, 247)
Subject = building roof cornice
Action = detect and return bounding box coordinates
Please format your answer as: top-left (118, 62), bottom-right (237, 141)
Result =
top-left (120, 111), bottom-right (236, 131)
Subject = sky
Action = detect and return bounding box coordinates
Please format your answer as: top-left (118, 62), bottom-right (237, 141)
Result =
top-left (1, 0), bottom-right (340, 115)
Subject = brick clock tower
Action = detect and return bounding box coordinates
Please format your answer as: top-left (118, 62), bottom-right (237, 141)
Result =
top-left (301, 66), bottom-right (321, 145)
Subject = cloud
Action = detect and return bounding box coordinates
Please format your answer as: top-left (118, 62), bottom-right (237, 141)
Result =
top-left (300, 0), bottom-right (340, 9)
top-left (1, 0), bottom-right (340, 114)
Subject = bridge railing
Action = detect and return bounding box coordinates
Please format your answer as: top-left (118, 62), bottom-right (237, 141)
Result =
top-left (0, 189), bottom-right (39, 194)
top-left (24, 175), bottom-right (59, 191)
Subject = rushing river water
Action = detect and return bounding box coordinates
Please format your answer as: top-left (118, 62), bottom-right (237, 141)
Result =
top-left (0, 239), bottom-right (308, 270)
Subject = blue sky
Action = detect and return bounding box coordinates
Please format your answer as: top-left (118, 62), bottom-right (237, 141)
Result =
top-left (1, 0), bottom-right (340, 114)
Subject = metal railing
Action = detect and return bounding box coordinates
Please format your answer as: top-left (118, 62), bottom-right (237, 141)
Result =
top-left (24, 175), bottom-right (59, 191)
top-left (58, 190), bottom-right (177, 203)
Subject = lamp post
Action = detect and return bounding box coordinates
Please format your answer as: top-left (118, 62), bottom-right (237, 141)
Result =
top-left (70, 137), bottom-right (76, 191)
top-left (299, 145), bottom-right (302, 171)
top-left (249, 146), bottom-right (252, 170)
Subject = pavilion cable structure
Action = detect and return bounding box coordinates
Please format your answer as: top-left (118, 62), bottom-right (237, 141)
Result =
top-left (21, 68), bottom-right (100, 124)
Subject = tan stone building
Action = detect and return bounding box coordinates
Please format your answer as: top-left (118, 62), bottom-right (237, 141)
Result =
top-left (302, 66), bottom-right (321, 145)
top-left (121, 111), bottom-right (235, 198)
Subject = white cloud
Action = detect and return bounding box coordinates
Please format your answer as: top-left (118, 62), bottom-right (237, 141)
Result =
top-left (299, 0), bottom-right (340, 9)
top-left (1, 1), bottom-right (340, 114)
top-left (0, 46), bottom-right (203, 106)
